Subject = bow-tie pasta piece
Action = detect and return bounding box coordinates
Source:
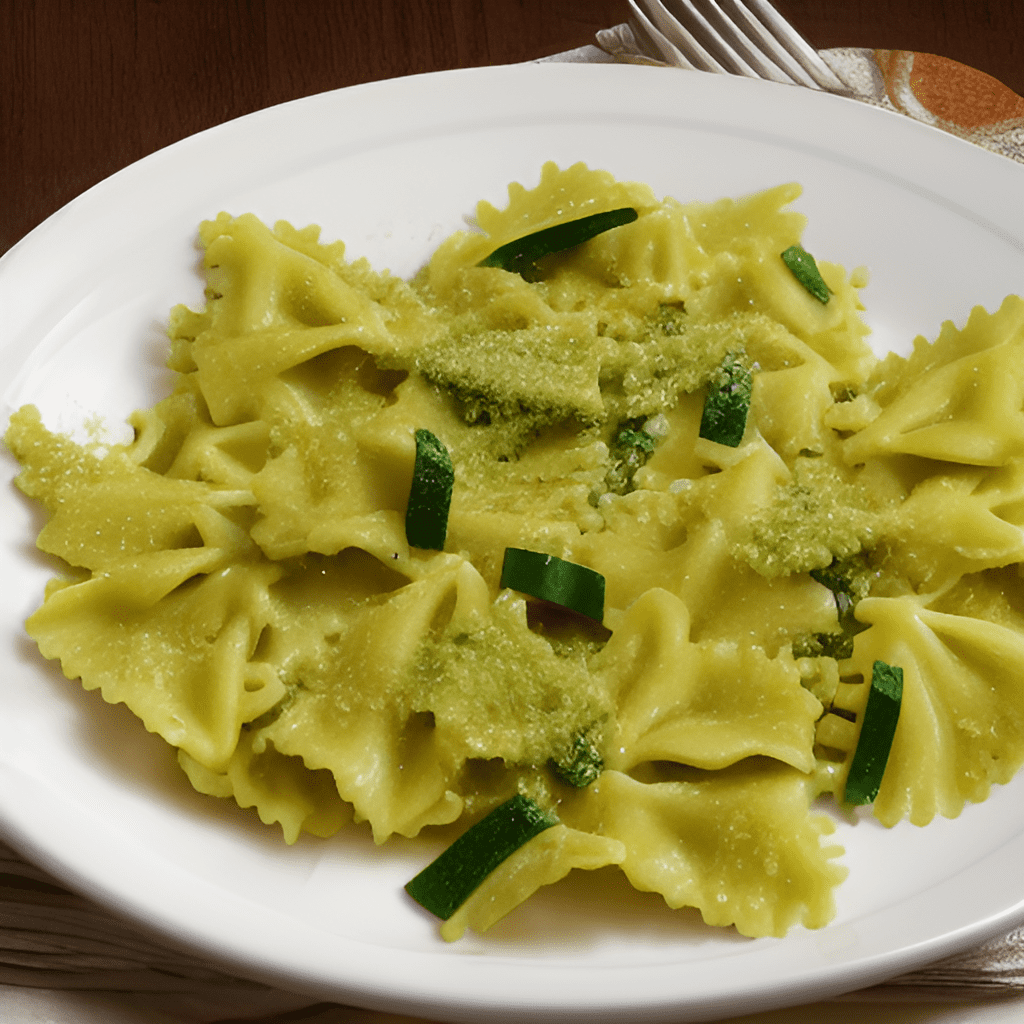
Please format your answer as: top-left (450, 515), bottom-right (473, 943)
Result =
top-left (594, 588), bottom-right (820, 774)
top-left (251, 562), bottom-right (475, 842)
top-left (840, 296), bottom-right (1024, 468)
top-left (579, 439), bottom-right (839, 650)
top-left (179, 727), bottom-right (352, 844)
top-left (824, 580), bottom-right (1024, 826)
top-left (880, 460), bottom-right (1024, 589)
top-left (129, 374), bottom-right (271, 490)
top-left (185, 214), bottom-right (432, 426)
top-left (28, 550), bottom-right (284, 773)
top-left (7, 406), bottom-right (281, 772)
top-left (566, 766), bottom-right (845, 938)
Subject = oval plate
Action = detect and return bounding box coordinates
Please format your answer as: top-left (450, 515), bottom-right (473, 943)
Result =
top-left (2, 62), bottom-right (1024, 1023)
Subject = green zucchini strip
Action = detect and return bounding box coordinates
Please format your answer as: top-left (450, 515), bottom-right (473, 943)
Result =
top-left (477, 207), bottom-right (638, 281)
top-left (499, 548), bottom-right (605, 622)
top-left (844, 660), bottom-right (903, 806)
top-left (405, 429), bottom-right (453, 551)
top-left (781, 244), bottom-right (831, 304)
top-left (698, 353), bottom-right (752, 448)
top-left (405, 794), bottom-right (558, 920)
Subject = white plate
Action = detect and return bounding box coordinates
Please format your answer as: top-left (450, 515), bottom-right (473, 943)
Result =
top-left (3, 62), bottom-right (1024, 1024)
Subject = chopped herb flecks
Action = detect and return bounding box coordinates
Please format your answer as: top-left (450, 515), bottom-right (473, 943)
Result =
top-left (793, 554), bottom-right (873, 659)
top-left (605, 420), bottom-right (658, 495)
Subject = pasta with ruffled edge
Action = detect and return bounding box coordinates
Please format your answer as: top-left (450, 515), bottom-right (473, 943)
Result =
top-left (6, 160), bottom-right (1024, 940)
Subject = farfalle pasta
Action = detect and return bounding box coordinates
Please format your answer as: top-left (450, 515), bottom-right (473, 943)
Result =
top-left (7, 161), bottom-right (1024, 940)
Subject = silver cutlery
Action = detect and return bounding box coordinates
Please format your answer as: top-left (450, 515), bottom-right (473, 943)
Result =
top-left (628, 0), bottom-right (850, 94)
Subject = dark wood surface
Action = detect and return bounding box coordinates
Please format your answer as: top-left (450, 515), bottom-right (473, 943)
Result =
top-left (2, 0), bottom-right (1021, 258)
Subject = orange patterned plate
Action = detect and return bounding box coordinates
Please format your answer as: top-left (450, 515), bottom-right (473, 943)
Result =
top-left (856, 48), bottom-right (1024, 162)
top-left (596, 24), bottom-right (1024, 166)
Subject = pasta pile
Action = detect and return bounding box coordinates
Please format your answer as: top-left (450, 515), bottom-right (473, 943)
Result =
top-left (7, 162), bottom-right (1024, 941)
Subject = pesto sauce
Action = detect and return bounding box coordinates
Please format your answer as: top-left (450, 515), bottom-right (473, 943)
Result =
top-left (736, 457), bottom-right (881, 578)
top-left (384, 297), bottom-right (799, 772)
top-left (406, 597), bottom-right (612, 767)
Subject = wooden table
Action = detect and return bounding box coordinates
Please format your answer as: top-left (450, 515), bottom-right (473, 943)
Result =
top-left (2, 0), bottom-right (1022, 258)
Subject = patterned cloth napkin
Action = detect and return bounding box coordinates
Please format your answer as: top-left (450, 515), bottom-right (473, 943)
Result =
top-left (593, 22), bottom-right (1024, 165)
top-left (3, 26), bottom-right (1024, 1024)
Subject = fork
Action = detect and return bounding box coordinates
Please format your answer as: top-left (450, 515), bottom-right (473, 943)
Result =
top-left (628, 0), bottom-right (850, 94)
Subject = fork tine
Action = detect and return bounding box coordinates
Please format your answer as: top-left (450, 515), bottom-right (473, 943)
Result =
top-left (633, 0), bottom-right (737, 75)
top-left (735, 0), bottom-right (850, 93)
top-left (626, 0), bottom-right (703, 69)
top-left (633, 0), bottom-right (851, 95)
top-left (690, 0), bottom-right (814, 86)
top-left (659, 0), bottom-right (789, 82)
